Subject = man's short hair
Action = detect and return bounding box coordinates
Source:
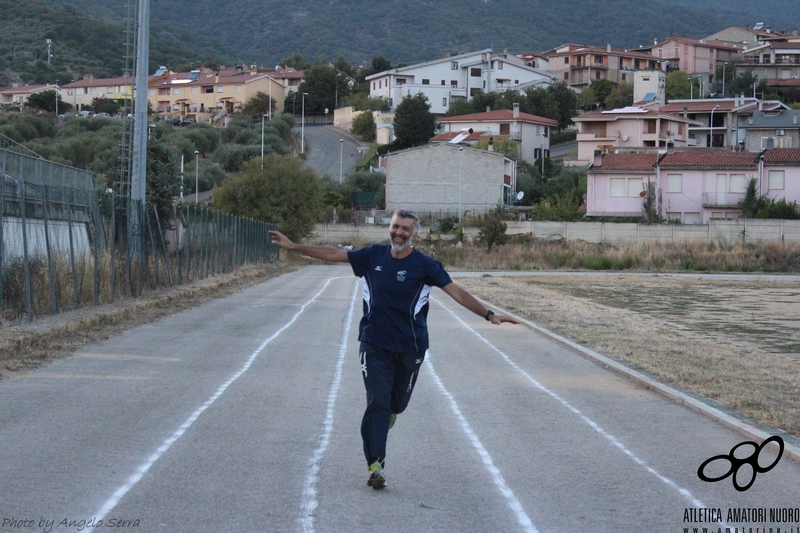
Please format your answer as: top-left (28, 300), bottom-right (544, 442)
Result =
top-left (392, 210), bottom-right (420, 233)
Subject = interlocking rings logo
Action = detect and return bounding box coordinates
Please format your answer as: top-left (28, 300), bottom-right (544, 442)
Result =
top-left (697, 436), bottom-right (784, 492)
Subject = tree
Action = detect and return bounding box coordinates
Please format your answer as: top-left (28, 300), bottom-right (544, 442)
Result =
top-left (334, 56), bottom-right (354, 77)
top-left (474, 205), bottom-right (508, 252)
top-left (445, 98), bottom-right (475, 117)
top-left (372, 56), bottom-right (391, 75)
top-left (281, 52), bottom-right (306, 70)
top-left (92, 97), bottom-right (120, 115)
top-left (522, 86), bottom-right (558, 122)
top-left (241, 91), bottom-right (276, 118)
top-left (145, 140), bottom-right (182, 224)
top-left (475, 137), bottom-right (518, 158)
top-left (295, 61), bottom-right (350, 114)
top-left (666, 70), bottom-right (693, 101)
top-left (212, 155), bottom-right (324, 242)
top-left (351, 111), bottom-right (376, 141)
top-left (24, 89), bottom-right (70, 113)
top-left (547, 81), bottom-right (579, 131)
top-left (393, 93), bottom-right (435, 148)
top-left (591, 79), bottom-right (615, 105)
top-left (578, 85), bottom-right (596, 111)
top-left (605, 82), bottom-right (634, 109)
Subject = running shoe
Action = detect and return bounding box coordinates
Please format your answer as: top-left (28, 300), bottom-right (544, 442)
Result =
top-left (367, 461), bottom-right (386, 490)
top-left (389, 413), bottom-right (397, 429)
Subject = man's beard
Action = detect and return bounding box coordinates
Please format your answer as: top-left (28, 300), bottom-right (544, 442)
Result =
top-left (390, 232), bottom-right (413, 252)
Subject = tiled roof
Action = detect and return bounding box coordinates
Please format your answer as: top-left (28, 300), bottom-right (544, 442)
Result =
top-left (763, 149), bottom-right (800, 164)
top-left (438, 109), bottom-right (558, 126)
top-left (548, 46), bottom-right (657, 60)
top-left (431, 131), bottom-right (488, 142)
top-left (0, 84), bottom-right (54, 94)
top-left (660, 100), bottom-right (751, 113)
top-left (764, 78), bottom-right (800, 87)
top-left (645, 37), bottom-right (741, 51)
top-left (659, 151), bottom-right (759, 168)
top-left (575, 108), bottom-right (697, 123)
top-left (592, 153), bottom-right (659, 171)
top-left (62, 76), bottom-right (137, 88)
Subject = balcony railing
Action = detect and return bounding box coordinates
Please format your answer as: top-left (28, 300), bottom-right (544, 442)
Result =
top-left (702, 192), bottom-right (745, 208)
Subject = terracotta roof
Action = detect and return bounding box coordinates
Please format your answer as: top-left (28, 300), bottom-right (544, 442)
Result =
top-left (62, 76), bottom-right (137, 88)
top-left (763, 149), bottom-right (800, 164)
top-left (0, 84), bottom-right (54, 94)
top-left (575, 107), bottom-right (698, 124)
top-left (645, 37), bottom-right (741, 51)
top-left (592, 153), bottom-right (659, 171)
top-left (659, 151), bottom-right (759, 168)
top-left (764, 78), bottom-right (800, 87)
top-left (438, 109), bottom-right (558, 126)
top-left (548, 45), bottom-right (656, 60)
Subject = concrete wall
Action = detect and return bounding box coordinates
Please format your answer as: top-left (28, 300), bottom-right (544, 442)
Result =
top-left (311, 219), bottom-right (800, 245)
top-left (3, 217), bottom-right (91, 261)
top-left (385, 144), bottom-right (510, 217)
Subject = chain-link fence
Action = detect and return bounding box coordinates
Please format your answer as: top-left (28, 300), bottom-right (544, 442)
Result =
top-left (1, 147), bottom-right (279, 323)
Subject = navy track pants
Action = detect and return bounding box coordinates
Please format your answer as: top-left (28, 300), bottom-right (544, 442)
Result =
top-left (359, 341), bottom-right (425, 467)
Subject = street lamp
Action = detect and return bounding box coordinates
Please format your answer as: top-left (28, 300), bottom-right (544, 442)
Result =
top-left (709, 104), bottom-right (720, 147)
top-left (541, 129), bottom-right (548, 176)
top-left (301, 92), bottom-right (309, 154)
top-left (55, 79), bottom-right (58, 116)
top-left (688, 77), bottom-right (693, 100)
top-left (261, 113), bottom-right (269, 168)
top-left (458, 146), bottom-right (464, 224)
top-left (194, 150), bottom-right (200, 204)
top-left (339, 139), bottom-right (344, 184)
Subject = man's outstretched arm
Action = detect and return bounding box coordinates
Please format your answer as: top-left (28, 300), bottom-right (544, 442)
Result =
top-left (269, 230), bottom-right (349, 263)
top-left (441, 283), bottom-right (520, 325)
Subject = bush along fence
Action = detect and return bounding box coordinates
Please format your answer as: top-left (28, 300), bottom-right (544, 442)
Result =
top-left (1, 147), bottom-right (279, 323)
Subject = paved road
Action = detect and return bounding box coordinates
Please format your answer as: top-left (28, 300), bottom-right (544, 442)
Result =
top-left (299, 125), bottom-right (365, 180)
top-left (1, 266), bottom-right (798, 532)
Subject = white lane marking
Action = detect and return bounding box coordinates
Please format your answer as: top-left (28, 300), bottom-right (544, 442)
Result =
top-left (299, 279), bottom-right (358, 533)
top-left (426, 352), bottom-right (538, 533)
top-left (94, 276), bottom-right (349, 521)
top-left (433, 297), bottom-right (710, 510)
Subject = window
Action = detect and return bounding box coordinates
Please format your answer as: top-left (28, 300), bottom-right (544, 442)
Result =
top-left (594, 55), bottom-right (604, 64)
top-left (90, 88), bottom-right (96, 94)
top-left (514, 80), bottom-right (518, 84)
top-left (149, 89), bottom-right (155, 96)
top-left (451, 80), bottom-right (458, 88)
top-left (443, 98), bottom-right (447, 107)
top-left (628, 179), bottom-right (643, 197)
top-left (768, 170), bottom-right (785, 190)
top-left (217, 86), bottom-right (224, 93)
top-left (564, 73), bottom-right (569, 80)
top-left (422, 79), bottom-right (430, 85)
top-left (174, 88), bottom-right (180, 95)
top-left (203, 86), bottom-right (213, 94)
top-left (564, 57), bottom-right (569, 64)
top-left (471, 68), bottom-right (482, 77)
top-left (684, 212), bottom-right (701, 225)
top-left (192, 87), bottom-right (199, 94)
top-left (595, 71), bottom-right (601, 80)
top-left (396, 78), bottom-right (406, 85)
top-left (542, 127), bottom-right (548, 138)
top-left (666, 174), bottom-right (682, 193)
top-left (107, 87), bottom-right (113, 94)
top-left (729, 174), bottom-right (747, 193)
top-left (500, 124), bottom-right (510, 135)
top-left (610, 179), bottom-right (626, 197)
top-left (667, 212), bottom-right (682, 222)
top-left (379, 80), bottom-right (381, 89)
top-left (158, 88), bottom-right (170, 95)
top-left (235, 85), bottom-right (242, 92)
top-left (372, 82), bottom-right (375, 90)
top-left (451, 61), bottom-right (458, 70)
top-left (497, 61), bottom-right (504, 70)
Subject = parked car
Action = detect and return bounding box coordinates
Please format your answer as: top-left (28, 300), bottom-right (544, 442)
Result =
top-left (93, 112), bottom-right (112, 118)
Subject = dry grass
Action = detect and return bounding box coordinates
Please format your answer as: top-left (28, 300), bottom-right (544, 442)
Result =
top-left (425, 238), bottom-right (800, 273)
top-left (0, 263), bottom-right (296, 377)
top-left (458, 274), bottom-right (800, 437)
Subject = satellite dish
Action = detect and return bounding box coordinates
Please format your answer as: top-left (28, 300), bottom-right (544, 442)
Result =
top-left (516, 191), bottom-right (524, 200)
top-left (621, 135), bottom-right (629, 141)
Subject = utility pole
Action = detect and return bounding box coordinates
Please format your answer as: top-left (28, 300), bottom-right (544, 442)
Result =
top-left (130, 0), bottom-right (151, 251)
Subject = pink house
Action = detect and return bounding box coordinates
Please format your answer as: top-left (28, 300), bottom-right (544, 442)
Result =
top-left (587, 148), bottom-right (800, 224)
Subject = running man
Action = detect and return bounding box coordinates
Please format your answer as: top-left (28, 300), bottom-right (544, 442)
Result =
top-left (269, 209), bottom-right (519, 489)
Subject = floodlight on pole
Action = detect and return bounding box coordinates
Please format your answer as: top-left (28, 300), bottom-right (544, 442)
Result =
top-left (261, 113), bottom-right (268, 169)
top-left (194, 150), bottom-right (200, 204)
top-left (301, 92), bottom-right (308, 154)
top-left (55, 80), bottom-right (58, 116)
top-left (709, 104), bottom-right (720, 147)
top-left (458, 146), bottom-right (464, 224)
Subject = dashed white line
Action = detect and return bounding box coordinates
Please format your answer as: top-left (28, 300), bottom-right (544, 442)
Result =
top-left (299, 279), bottom-right (358, 533)
top-left (434, 297), bottom-right (710, 511)
top-left (426, 352), bottom-right (539, 533)
top-left (93, 276), bottom-right (348, 522)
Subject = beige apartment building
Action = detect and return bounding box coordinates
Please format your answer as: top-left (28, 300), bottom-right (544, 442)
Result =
top-left (61, 74), bottom-right (170, 111)
top-left (148, 67), bottom-right (286, 121)
top-left (546, 44), bottom-right (663, 90)
top-left (640, 37), bottom-right (742, 88)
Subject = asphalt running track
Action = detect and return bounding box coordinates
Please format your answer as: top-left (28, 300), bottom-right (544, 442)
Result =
top-left (1, 266), bottom-right (798, 533)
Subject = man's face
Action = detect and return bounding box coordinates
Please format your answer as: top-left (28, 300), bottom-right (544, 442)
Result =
top-left (389, 215), bottom-right (417, 253)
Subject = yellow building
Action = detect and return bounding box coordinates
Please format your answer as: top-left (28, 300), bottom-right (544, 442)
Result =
top-left (148, 67), bottom-right (286, 122)
top-left (61, 74), bottom-right (169, 112)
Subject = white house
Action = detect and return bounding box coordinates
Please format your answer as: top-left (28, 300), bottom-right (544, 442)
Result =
top-left (432, 103), bottom-right (558, 164)
top-left (367, 49), bottom-right (554, 115)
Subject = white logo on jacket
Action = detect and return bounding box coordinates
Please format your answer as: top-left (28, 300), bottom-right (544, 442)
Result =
top-left (374, 266), bottom-right (382, 271)
top-left (397, 270), bottom-right (406, 281)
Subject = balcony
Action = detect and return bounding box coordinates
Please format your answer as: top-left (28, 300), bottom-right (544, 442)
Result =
top-left (702, 192), bottom-right (745, 208)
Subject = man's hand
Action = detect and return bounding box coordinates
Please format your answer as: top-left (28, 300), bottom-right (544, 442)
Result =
top-left (441, 283), bottom-right (520, 325)
top-left (269, 230), bottom-right (295, 250)
top-left (488, 312), bottom-right (520, 325)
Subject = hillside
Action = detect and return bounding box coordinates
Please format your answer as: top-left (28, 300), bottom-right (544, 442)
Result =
top-left (45, 0), bottom-right (800, 68)
top-left (0, 0), bottom-right (235, 87)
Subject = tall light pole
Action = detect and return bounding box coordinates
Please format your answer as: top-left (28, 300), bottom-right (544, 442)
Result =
top-left (688, 77), bottom-right (693, 100)
top-left (458, 146), bottom-right (464, 224)
top-left (54, 79), bottom-right (58, 116)
top-left (709, 104), bottom-right (720, 148)
top-left (339, 139), bottom-right (344, 184)
top-left (301, 92), bottom-right (308, 154)
top-left (194, 150), bottom-right (200, 204)
top-left (261, 113), bottom-right (268, 168)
